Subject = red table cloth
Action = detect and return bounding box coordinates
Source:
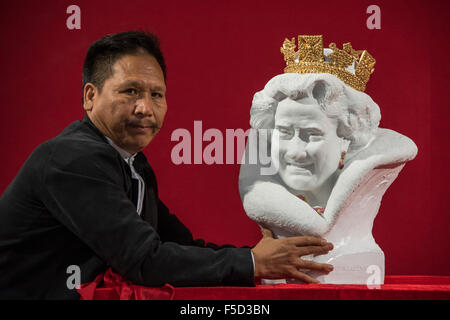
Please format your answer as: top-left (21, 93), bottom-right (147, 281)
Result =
top-left (77, 268), bottom-right (450, 300)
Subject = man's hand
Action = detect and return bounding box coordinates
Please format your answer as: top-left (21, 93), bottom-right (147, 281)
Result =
top-left (251, 227), bottom-right (334, 284)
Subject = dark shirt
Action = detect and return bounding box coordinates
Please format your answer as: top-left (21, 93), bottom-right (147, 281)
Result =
top-left (0, 115), bottom-right (254, 299)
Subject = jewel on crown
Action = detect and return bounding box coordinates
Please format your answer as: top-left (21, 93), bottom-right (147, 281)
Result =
top-left (280, 35), bottom-right (376, 91)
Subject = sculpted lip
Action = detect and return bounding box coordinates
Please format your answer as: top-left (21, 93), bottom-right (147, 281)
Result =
top-left (285, 162), bottom-right (314, 175)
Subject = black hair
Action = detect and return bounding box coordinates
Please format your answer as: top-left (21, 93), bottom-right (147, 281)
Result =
top-left (82, 31), bottom-right (166, 102)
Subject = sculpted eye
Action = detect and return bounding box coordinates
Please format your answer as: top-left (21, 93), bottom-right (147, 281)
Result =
top-left (305, 129), bottom-right (324, 142)
top-left (296, 129), bottom-right (324, 142)
top-left (309, 134), bottom-right (323, 142)
top-left (275, 126), bottom-right (294, 138)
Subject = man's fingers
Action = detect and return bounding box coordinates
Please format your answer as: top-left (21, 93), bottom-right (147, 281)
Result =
top-left (289, 269), bottom-right (321, 284)
top-left (298, 244), bottom-right (333, 256)
top-left (260, 226), bottom-right (274, 239)
top-left (298, 259), bottom-right (334, 274)
top-left (288, 235), bottom-right (328, 247)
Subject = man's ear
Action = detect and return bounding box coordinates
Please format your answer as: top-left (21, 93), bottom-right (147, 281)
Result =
top-left (83, 83), bottom-right (97, 112)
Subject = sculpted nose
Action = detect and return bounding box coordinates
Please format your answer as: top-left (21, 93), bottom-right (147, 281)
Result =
top-left (284, 137), bottom-right (308, 162)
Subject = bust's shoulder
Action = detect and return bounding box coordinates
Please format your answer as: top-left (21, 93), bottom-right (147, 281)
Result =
top-left (356, 128), bottom-right (418, 164)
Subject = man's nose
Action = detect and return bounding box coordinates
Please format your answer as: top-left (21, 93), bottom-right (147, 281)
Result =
top-left (134, 94), bottom-right (155, 117)
top-left (284, 136), bottom-right (308, 161)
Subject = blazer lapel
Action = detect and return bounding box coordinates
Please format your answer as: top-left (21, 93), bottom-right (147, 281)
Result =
top-left (132, 153), bottom-right (158, 229)
top-left (81, 114), bottom-right (159, 228)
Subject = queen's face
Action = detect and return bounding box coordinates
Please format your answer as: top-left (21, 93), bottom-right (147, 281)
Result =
top-left (271, 97), bottom-right (343, 193)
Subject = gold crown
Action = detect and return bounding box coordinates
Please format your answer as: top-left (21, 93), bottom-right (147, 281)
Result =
top-left (280, 35), bottom-right (376, 91)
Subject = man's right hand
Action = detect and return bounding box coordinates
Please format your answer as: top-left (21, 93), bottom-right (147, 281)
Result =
top-left (251, 227), bottom-right (334, 284)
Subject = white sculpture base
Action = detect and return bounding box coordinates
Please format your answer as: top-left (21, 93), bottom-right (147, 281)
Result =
top-left (262, 252), bottom-right (384, 285)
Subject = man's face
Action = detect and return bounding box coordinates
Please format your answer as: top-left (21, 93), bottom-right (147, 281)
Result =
top-left (84, 52), bottom-right (167, 154)
top-left (270, 97), bottom-right (342, 193)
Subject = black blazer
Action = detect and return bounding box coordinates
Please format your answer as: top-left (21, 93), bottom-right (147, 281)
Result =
top-left (0, 115), bottom-right (254, 299)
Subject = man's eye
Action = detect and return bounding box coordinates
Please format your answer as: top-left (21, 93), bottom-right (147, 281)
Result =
top-left (124, 88), bottom-right (138, 95)
top-left (151, 92), bottom-right (163, 98)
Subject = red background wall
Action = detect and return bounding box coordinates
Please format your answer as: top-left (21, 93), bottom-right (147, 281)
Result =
top-left (0, 0), bottom-right (449, 276)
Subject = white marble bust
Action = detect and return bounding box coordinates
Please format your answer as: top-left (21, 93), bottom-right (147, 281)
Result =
top-left (239, 73), bottom-right (417, 284)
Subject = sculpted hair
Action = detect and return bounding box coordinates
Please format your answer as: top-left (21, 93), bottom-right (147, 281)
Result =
top-left (82, 30), bottom-right (166, 102)
top-left (249, 73), bottom-right (381, 155)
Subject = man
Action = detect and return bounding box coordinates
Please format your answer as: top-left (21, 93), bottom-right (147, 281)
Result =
top-left (0, 31), bottom-right (334, 299)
